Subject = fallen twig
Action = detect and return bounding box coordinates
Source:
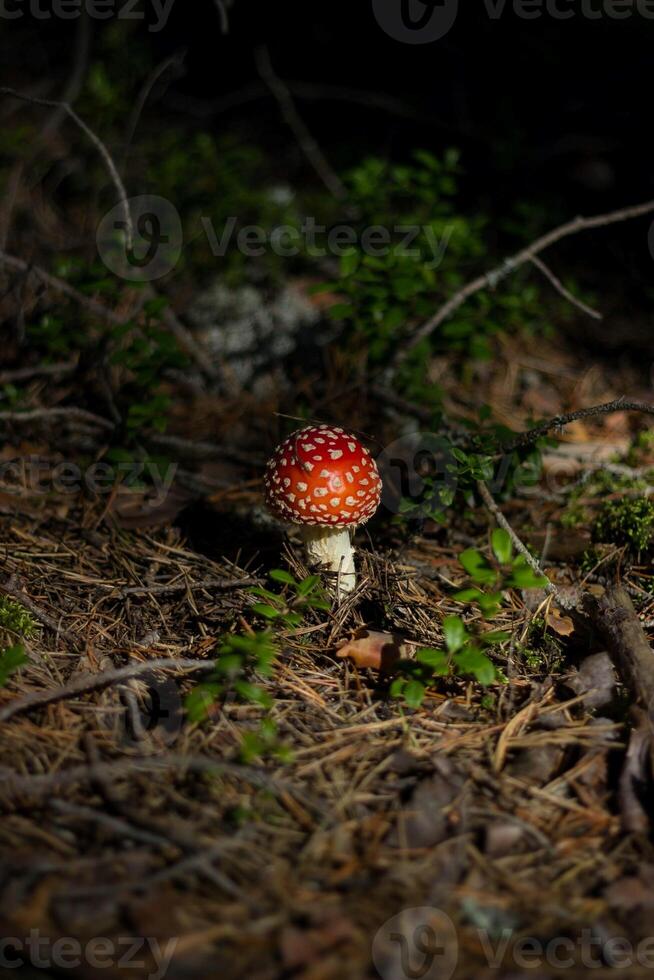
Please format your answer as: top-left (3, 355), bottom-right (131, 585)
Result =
top-left (121, 577), bottom-right (261, 598)
top-left (585, 585), bottom-right (654, 724)
top-left (0, 575), bottom-right (78, 645)
top-left (476, 480), bottom-right (574, 609)
top-left (500, 398), bottom-right (654, 455)
top-left (0, 657), bottom-right (212, 724)
top-left (0, 406), bottom-right (113, 431)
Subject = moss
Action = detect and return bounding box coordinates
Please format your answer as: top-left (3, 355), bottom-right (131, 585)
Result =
top-left (592, 496), bottom-right (654, 552)
top-left (0, 596), bottom-right (37, 640)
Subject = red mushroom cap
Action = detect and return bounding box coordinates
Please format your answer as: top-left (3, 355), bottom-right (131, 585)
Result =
top-left (264, 424), bottom-right (381, 527)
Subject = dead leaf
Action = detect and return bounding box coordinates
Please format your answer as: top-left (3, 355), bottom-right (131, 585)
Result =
top-left (336, 630), bottom-right (406, 671)
top-left (547, 607), bottom-right (575, 636)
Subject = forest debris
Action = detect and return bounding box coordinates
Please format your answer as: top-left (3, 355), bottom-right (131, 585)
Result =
top-left (546, 606), bottom-right (576, 636)
top-left (386, 758), bottom-right (467, 848)
top-left (336, 630), bottom-right (407, 671)
top-left (585, 585), bottom-right (654, 721)
top-left (567, 652), bottom-right (617, 709)
top-left (618, 709), bottom-right (651, 834)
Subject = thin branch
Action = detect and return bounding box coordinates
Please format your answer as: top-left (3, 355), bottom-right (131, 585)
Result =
top-left (213, 0), bottom-right (230, 33)
top-left (0, 250), bottom-right (217, 380)
top-left (254, 46), bottom-right (347, 202)
top-left (0, 575), bottom-right (79, 645)
top-left (529, 255), bottom-right (602, 320)
top-left (0, 754), bottom-right (294, 801)
top-left (0, 407), bottom-right (114, 430)
top-left (123, 50), bottom-right (187, 169)
top-left (0, 360), bottom-right (78, 385)
top-left (0, 86), bottom-right (133, 250)
top-left (401, 197), bottom-right (654, 360)
top-left (501, 398), bottom-right (654, 454)
top-left (121, 576), bottom-right (261, 598)
top-left (476, 480), bottom-right (575, 609)
top-left (0, 657), bottom-right (212, 724)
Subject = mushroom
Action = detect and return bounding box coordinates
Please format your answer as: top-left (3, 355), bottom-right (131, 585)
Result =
top-left (264, 424), bottom-right (382, 595)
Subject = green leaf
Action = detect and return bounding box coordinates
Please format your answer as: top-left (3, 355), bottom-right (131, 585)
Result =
top-left (0, 645), bottom-right (27, 687)
top-left (454, 647), bottom-right (497, 685)
top-left (459, 549), bottom-right (496, 585)
top-left (249, 587), bottom-right (285, 605)
top-left (250, 603), bottom-right (280, 620)
top-left (491, 529), bottom-right (513, 565)
top-left (416, 648), bottom-right (449, 675)
top-left (403, 680), bottom-right (426, 708)
top-left (442, 615), bottom-right (466, 653)
top-left (269, 569), bottom-right (297, 585)
top-left (296, 574), bottom-right (321, 596)
top-left (453, 587), bottom-right (484, 603)
top-left (185, 684), bottom-right (219, 724)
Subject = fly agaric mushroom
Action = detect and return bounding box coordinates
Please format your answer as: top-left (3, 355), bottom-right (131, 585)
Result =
top-left (264, 424), bottom-right (381, 594)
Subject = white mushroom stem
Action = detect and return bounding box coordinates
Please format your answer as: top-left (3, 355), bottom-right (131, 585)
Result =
top-left (299, 525), bottom-right (356, 595)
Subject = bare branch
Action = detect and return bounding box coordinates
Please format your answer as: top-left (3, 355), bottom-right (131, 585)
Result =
top-left (476, 480), bottom-right (575, 609)
top-left (0, 86), bottom-right (133, 250)
top-left (501, 397), bottom-right (654, 454)
top-left (0, 657), bottom-right (211, 724)
top-left (529, 255), bottom-right (602, 320)
top-left (254, 46), bottom-right (347, 202)
top-left (0, 407), bottom-right (114, 430)
top-left (401, 197), bottom-right (654, 361)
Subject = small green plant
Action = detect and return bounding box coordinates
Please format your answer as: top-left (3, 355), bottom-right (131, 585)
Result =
top-left (186, 571), bottom-right (328, 762)
top-left (0, 645), bottom-right (28, 687)
top-left (390, 615), bottom-right (508, 708)
top-left (593, 497), bottom-right (654, 553)
top-left (389, 530), bottom-right (546, 708)
top-left (0, 597), bottom-right (38, 640)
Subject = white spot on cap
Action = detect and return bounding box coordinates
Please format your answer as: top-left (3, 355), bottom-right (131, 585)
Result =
top-left (302, 443), bottom-right (316, 451)
top-left (283, 478), bottom-right (291, 488)
top-left (329, 449), bottom-right (343, 460)
top-left (332, 476), bottom-right (343, 490)
top-left (345, 472), bottom-right (354, 483)
top-left (330, 497), bottom-right (341, 507)
top-left (346, 496), bottom-right (357, 506)
top-left (352, 465), bottom-right (360, 473)
top-left (299, 499), bottom-right (307, 510)
top-left (288, 493), bottom-right (296, 502)
top-left (297, 482), bottom-right (308, 492)
top-left (359, 478), bottom-right (369, 486)
top-left (320, 469), bottom-right (330, 478)
top-left (348, 442), bottom-right (356, 452)
top-left (314, 487), bottom-right (327, 497)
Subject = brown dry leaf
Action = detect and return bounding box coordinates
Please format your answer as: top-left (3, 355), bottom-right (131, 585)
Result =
top-left (336, 630), bottom-right (406, 671)
top-left (547, 607), bottom-right (575, 636)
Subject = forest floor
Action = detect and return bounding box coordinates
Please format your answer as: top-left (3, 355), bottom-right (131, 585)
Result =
top-left (2, 326), bottom-right (654, 980)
